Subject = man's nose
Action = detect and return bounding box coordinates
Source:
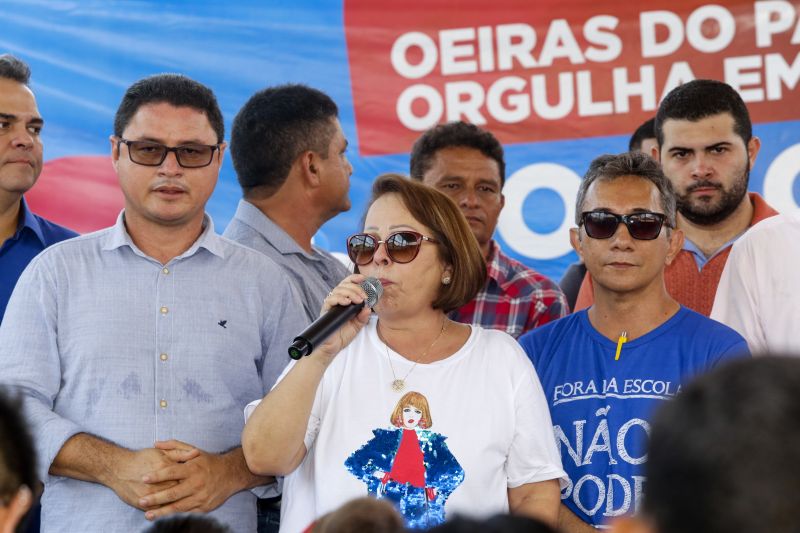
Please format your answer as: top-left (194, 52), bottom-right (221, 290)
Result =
top-left (158, 150), bottom-right (183, 174)
top-left (690, 153), bottom-right (713, 179)
top-left (458, 188), bottom-right (479, 208)
top-left (11, 124), bottom-right (35, 150)
top-left (609, 221), bottom-right (636, 250)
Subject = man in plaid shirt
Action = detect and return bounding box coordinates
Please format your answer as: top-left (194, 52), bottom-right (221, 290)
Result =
top-left (410, 122), bottom-right (567, 338)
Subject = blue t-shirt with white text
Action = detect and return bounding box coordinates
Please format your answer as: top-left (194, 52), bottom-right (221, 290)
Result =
top-left (519, 307), bottom-right (749, 528)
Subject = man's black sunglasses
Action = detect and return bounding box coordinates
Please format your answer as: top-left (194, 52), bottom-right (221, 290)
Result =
top-left (579, 211), bottom-right (669, 240)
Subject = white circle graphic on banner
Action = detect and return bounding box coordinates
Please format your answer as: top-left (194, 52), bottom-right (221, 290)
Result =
top-left (763, 143), bottom-right (800, 213)
top-left (497, 163), bottom-right (581, 260)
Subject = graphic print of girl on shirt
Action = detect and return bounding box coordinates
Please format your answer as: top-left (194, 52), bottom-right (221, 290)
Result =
top-left (344, 391), bottom-right (464, 529)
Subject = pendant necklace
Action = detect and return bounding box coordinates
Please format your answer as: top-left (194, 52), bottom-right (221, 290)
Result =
top-left (382, 317), bottom-right (447, 393)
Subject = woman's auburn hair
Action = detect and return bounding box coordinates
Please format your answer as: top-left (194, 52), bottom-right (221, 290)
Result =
top-left (359, 173), bottom-right (486, 312)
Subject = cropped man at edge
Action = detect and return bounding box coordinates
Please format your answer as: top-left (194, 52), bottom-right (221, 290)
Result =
top-left (0, 54), bottom-right (76, 324)
top-left (0, 74), bottom-right (306, 532)
top-left (410, 121), bottom-right (567, 338)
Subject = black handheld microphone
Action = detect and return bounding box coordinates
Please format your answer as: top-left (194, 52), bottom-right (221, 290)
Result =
top-left (288, 277), bottom-right (383, 360)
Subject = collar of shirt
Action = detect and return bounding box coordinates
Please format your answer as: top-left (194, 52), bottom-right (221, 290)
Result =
top-left (485, 240), bottom-right (510, 287)
top-left (682, 232), bottom-right (742, 271)
top-left (235, 199), bottom-right (324, 261)
top-left (15, 197), bottom-right (46, 245)
top-left (681, 192), bottom-right (777, 271)
top-left (101, 210), bottom-right (224, 261)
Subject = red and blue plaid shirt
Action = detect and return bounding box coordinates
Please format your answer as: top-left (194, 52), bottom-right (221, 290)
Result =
top-left (450, 241), bottom-right (568, 338)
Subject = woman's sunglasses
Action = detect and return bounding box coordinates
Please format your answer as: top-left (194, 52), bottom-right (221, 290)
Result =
top-left (346, 231), bottom-right (438, 265)
top-left (580, 211), bottom-right (669, 240)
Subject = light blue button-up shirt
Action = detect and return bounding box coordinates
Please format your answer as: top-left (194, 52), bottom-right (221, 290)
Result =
top-left (224, 200), bottom-right (350, 322)
top-left (0, 212), bottom-right (308, 533)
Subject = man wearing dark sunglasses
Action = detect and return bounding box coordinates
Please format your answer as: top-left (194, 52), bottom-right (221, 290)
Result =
top-left (224, 84), bottom-right (351, 326)
top-left (559, 118), bottom-right (658, 313)
top-left (519, 152), bottom-right (749, 533)
top-left (574, 80), bottom-right (777, 316)
top-left (410, 121), bottom-right (567, 339)
top-left (0, 74), bottom-right (306, 532)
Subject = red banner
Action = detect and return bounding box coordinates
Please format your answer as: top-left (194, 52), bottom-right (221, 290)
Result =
top-left (345, 0), bottom-right (800, 155)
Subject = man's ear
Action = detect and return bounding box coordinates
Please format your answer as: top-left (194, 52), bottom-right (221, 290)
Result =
top-left (215, 141), bottom-right (227, 167)
top-left (569, 227), bottom-right (584, 262)
top-left (665, 228), bottom-right (684, 266)
top-left (651, 143), bottom-right (660, 162)
top-left (747, 136), bottom-right (761, 168)
top-left (109, 135), bottom-right (120, 171)
top-left (300, 151), bottom-right (321, 187)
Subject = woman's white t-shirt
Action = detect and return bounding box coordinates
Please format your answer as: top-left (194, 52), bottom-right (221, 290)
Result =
top-left (246, 318), bottom-right (566, 533)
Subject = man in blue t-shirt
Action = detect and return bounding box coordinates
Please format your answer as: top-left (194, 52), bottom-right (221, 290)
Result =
top-left (0, 54), bottom-right (76, 324)
top-left (519, 152), bottom-right (749, 532)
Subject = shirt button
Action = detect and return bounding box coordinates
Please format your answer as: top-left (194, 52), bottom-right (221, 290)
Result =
top-left (160, 306), bottom-right (168, 315)
top-left (162, 267), bottom-right (170, 275)
top-left (159, 399), bottom-right (168, 409)
top-left (160, 353), bottom-right (168, 362)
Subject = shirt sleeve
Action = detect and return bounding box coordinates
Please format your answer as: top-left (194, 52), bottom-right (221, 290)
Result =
top-left (505, 344), bottom-right (568, 489)
top-left (259, 269), bottom-right (312, 393)
top-left (711, 236), bottom-right (766, 354)
top-left (0, 258), bottom-right (84, 481)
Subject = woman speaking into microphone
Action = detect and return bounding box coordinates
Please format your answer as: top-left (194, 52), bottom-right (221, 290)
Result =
top-left (242, 174), bottom-right (565, 532)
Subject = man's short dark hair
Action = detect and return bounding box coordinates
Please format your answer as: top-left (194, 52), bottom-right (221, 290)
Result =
top-left (645, 356), bottom-right (800, 533)
top-left (0, 54), bottom-right (31, 85)
top-left (629, 117), bottom-right (655, 152)
top-left (0, 389), bottom-right (38, 506)
top-left (409, 122), bottom-right (506, 186)
top-left (656, 79), bottom-right (752, 147)
top-left (113, 74), bottom-right (224, 143)
top-left (230, 84), bottom-right (339, 198)
top-left (575, 151), bottom-right (677, 228)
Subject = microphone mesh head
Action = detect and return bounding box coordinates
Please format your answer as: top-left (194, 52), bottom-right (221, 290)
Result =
top-left (361, 277), bottom-right (384, 308)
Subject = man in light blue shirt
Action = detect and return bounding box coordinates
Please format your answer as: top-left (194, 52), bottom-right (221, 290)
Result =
top-left (224, 85), bottom-right (351, 323)
top-left (0, 74), bottom-right (307, 533)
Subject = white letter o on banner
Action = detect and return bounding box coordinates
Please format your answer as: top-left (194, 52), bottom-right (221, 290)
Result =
top-left (390, 32), bottom-right (438, 79)
top-left (497, 163), bottom-right (581, 260)
top-left (396, 85), bottom-right (443, 131)
top-left (763, 143), bottom-right (800, 212)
